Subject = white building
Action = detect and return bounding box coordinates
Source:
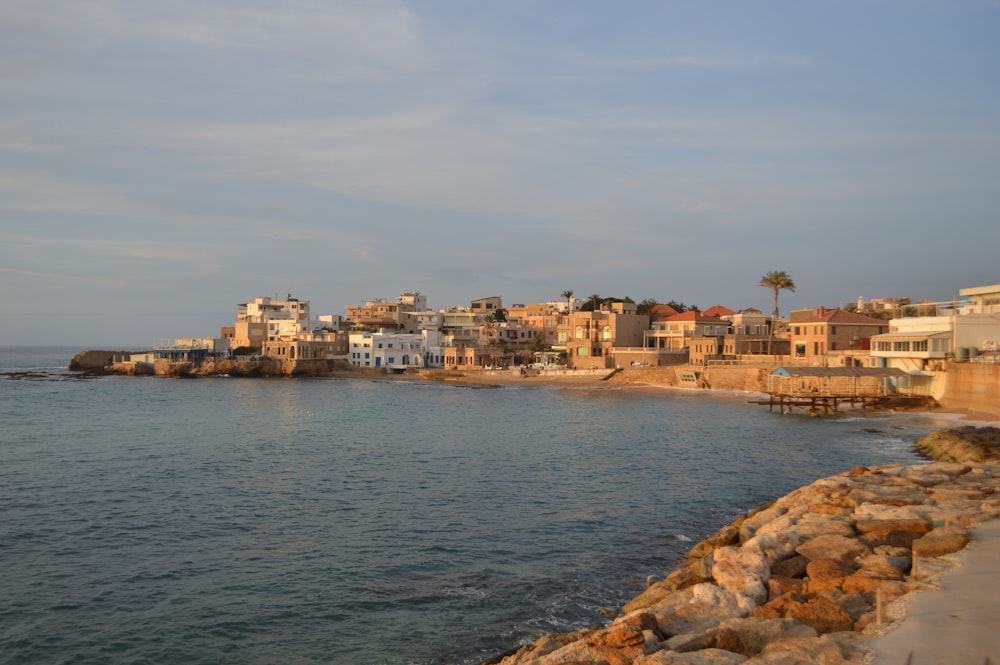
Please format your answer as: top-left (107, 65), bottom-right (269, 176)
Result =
top-left (348, 330), bottom-right (427, 370)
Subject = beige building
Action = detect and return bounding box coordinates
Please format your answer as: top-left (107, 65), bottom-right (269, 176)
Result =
top-left (345, 292), bottom-right (429, 330)
top-left (646, 311), bottom-right (731, 352)
top-left (789, 308), bottom-right (888, 363)
top-left (233, 295), bottom-right (310, 349)
top-left (559, 302), bottom-right (649, 369)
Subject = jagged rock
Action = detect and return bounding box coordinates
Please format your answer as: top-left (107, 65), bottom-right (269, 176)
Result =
top-left (712, 546), bottom-right (770, 604)
top-left (911, 526), bottom-right (970, 557)
top-left (813, 589), bottom-right (872, 622)
top-left (713, 618), bottom-right (817, 658)
top-left (745, 634), bottom-right (869, 664)
top-left (854, 554), bottom-right (908, 580)
top-left (637, 648), bottom-right (749, 664)
top-left (766, 513), bottom-right (854, 541)
top-left (663, 623), bottom-right (721, 653)
top-left (780, 596), bottom-right (855, 634)
top-left (648, 584), bottom-right (757, 637)
top-left (767, 575), bottom-right (804, 599)
top-left (744, 532), bottom-right (802, 567)
top-left (795, 535), bottom-right (869, 567)
top-left (769, 555), bottom-right (808, 579)
top-left (801, 559), bottom-right (853, 594)
top-left (739, 503), bottom-right (787, 543)
top-left (687, 521), bottom-right (744, 559)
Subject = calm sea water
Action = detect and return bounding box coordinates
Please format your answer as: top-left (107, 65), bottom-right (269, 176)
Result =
top-left (0, 346), bottom-right (956, 664)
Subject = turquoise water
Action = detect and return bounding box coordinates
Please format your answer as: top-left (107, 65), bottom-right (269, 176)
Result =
top-left (0, 347), bottom-right (944, 664)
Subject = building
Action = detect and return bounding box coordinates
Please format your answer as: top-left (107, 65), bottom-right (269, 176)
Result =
top-left (345, 292), bottom-right (428, 330)
top-left (646, 311), bottom-right (731, 352)
top-left (559, 302), bottom-right (649, 369)
top-left (789, 308), bottom-right (888, 363)
top-left (233, 295), bottom-right (310, 348)
top-left (348, 330), bottom-right (426, 370)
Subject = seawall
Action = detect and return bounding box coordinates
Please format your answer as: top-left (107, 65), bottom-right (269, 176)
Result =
top-left (940, 361), bottom-right (1000, 418)
top-left (483, 428), bottom-right (1000, 665)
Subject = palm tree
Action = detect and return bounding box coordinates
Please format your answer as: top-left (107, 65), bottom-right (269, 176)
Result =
top-left (587, 293), bottom-right (603, 312)
top-left (560, 290), bottom-right (574, 313)
top-left (758, 270), bottom-right (796, 355)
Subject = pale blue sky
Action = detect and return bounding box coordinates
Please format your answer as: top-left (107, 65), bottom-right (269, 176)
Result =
top-left (3, 1), bottom-right (999, 346)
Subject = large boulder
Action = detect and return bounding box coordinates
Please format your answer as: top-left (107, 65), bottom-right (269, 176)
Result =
top-left (712, 546), bottom-right (770, 604)
top-left (795, 535), bottom-right (870, 567)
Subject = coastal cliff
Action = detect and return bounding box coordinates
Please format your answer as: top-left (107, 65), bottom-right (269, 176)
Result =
top-left (483, 429), bottom-right (1000, 665)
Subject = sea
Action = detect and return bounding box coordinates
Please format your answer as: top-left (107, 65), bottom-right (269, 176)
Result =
top-left (0, 346), bottom-right (978, 665)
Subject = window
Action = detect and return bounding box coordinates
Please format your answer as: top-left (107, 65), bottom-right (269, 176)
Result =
top-left (831, 326), bottom-right (837, 335)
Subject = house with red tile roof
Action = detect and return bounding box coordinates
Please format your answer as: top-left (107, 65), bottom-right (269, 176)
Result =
top-left (648, 311), bottom-right (731, 355)
top-left (647, 304), bottom-right (680, 322)
top-left (701, 304), bottom-right (737, 319)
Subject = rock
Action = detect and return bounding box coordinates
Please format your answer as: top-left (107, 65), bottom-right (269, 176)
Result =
top-left (769, 555), bottom-right (808, 579)
top-left (782, 596), bottom-right (855, 634)
top-left (744, 532), bottom-right (802, 567)
top-left (795, 535), bottom-right (870, 567)
top-left (637, 648), bottom-right (750, 664)
top-left (739, 503), bottom-right (787, 543)
top-left (713, 618), bottom-right (817, 658)
top-left (767, 513), bottom-right (855, 541)
top-left (813, 589), bottom-right (872, 622)
top-left (855, 554), bottom-right (908, 580)
top-left (663, 625), bottom-right (720, 653)
top-left (767, 575), bottom-right (804, 598)
top-left (911, 527), bottom-right (970, 557)
top-left (801, 559), bottom-right (853, 594)
top-left (712, 546), bottom-right (770, 604)
top-left (649, 584), bottom-right (757, 637)
top-left (688, 521), bottom-right (744, 559)
top-left (747, 634), bottom-right (869, 664)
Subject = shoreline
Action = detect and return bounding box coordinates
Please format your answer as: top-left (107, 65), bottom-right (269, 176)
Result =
top-left (481, 428), bottom-right (1000, 665)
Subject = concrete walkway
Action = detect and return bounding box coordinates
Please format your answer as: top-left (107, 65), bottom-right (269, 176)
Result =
top-left (868, 519), bottom-right (1000, 665)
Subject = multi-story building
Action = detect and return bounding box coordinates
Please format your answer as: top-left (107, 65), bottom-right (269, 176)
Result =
top-left (345, 291), bottom-right (428, 330)
top-left (559, 302), bottom-right (649, 369)
top-left (646, 311), bottom-right (731, 352)
top-left (789, 308), bottom-right (888, 363)
top-left (233, 295), bottom-right (311, 349)
top-left (348, 330), bottom-right (426, 370)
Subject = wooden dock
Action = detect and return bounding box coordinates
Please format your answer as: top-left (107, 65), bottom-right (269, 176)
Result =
top-left (748, 393), bottom-right (890, 414)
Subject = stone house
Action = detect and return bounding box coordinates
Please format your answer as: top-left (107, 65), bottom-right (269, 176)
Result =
top-left (789, 308), bottom-right (888, 363)
top-left (560, 302), bottom-right (649, 369)
top-left (647, 311), bottom-right (732, 352)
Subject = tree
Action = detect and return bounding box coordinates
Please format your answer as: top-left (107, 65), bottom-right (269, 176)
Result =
top-left (637, 298), bottom-right (659, 316)
top-left (758, 270), bottom-right (796, 355)
top-left (560, 290), bottom-right (574, 313)
top-left (584, 293), bottom-right (603, 312)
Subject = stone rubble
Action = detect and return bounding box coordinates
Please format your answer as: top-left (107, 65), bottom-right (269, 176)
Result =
top-left (486, 427), bottom-right (1000, 665)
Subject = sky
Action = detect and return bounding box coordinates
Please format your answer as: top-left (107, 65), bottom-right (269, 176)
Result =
top-left (3, 1), bottom-right (999, 346)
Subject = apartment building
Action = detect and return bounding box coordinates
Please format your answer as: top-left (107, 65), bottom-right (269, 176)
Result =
top-left (559, 302), bottom-right (649, 369)
top-left (789, 308), bottom-right (887, 362)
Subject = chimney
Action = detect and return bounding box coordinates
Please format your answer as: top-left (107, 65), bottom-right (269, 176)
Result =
top-left (818, 306), bottom-right (826, 316)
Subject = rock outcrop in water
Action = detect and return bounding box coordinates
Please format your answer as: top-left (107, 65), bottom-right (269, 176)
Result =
top-left (485, 430), bottom-right (1000, 665)
top-left (914, 425), bottom-right (1000, 463)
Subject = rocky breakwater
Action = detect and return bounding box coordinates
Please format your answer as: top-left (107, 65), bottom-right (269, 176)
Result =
top-left (487, 454), bottom-right (1000, 664)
